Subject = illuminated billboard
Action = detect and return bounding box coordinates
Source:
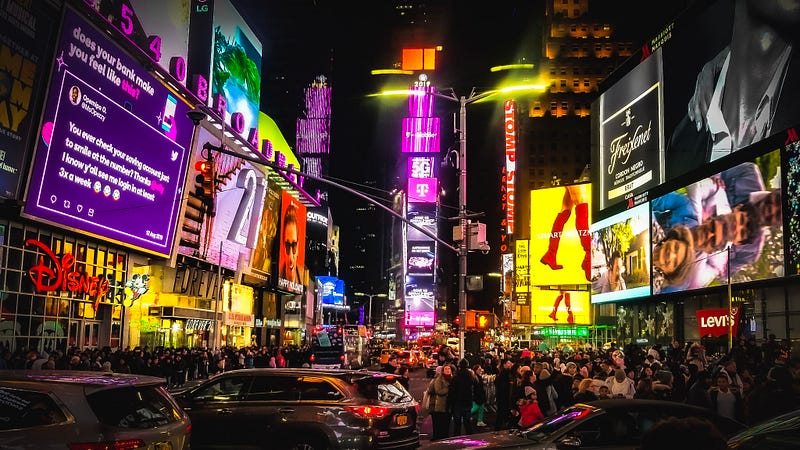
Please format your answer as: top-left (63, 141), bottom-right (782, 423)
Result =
top-left (515, 239), bottom-right (530, 293)
top-left (408, 178), bottom-right (437, 203)
top-left (248, 182), bottom-right (280, 277)
top-left (405, 310), bottom-right (435, 327)
top-left (0, 2), bottom-right (58, 199)
top-left (529, 290), bottom-right (590, 325)
top-left (595, 51), bottom-right (663, 210)
top-left (530, 184), bottom-right (592, 286)
top-left (407, 204), bottom-right (436, 241)
top-left (401, 117), bottom-right (440, 153)
top-left (408, 156), bottom-right (436, 179)
top-left (784, 138), bottom-right (800, 274)
top-left (210, 0), bottom-right (261, 139)
top-left (590, 203), bottom-right (651, 303)
top-left (405, 275), bottom-right (435, 311)
top-left (278, 190), bottom-right (307, 294)
top-left (178, 126), bottom-right (267, 270)
top-left (24, 7), bottom-right (194, 257)
top-left (407, 241), bottom-right (435, 276)
top-left (503, 100), bottom-right (517, 234)
top-left (651, 149), bottom-right (782, 294)
top-left (317, 276), bottom-right (344, 305)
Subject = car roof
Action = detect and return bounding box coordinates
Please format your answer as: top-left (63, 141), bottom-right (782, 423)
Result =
top-left (0, 370), bottom-right (168, 389)
top-left (580, 398), bottom-right (722, 413)
top-left (212, 367), bottom-right (395, 378)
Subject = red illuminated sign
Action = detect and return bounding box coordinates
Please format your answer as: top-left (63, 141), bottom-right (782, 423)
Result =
top-left (25, 239), bottom-right (110, 310)
top-left (697, 307), bottom-right (740, 338)
top-left (503, 100), bottom-right (516, 235)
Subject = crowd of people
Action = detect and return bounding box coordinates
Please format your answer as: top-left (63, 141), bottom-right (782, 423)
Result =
top-left (0, 343), bottom-right (315, 387)
top-left (423, 335), bottom-right (799, 441)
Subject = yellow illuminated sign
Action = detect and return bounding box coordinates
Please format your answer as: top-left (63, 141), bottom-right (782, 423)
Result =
top-left (529, 289), bottom-right (591, 325)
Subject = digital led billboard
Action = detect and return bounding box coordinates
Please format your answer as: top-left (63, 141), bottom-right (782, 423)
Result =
top-left (278, 190), bottom-right (307, 294)
top-left (407, 241), bottom-right (435, 276)
top-left (178, 126), bottom-right (267, 270)
top-left (530, 184), bottom-right (592, 286)
top-left (529, 289), bottom-right (590, 325)
top-left (248, 183), bottom-right (281, 277)
top-left (408, 178), bottom-right (437, 203)
top-left (401, 117), bottom-right (440, 153)
top-left (317, 276), bottom-right (343, 305)
top-left (0, 2), bottom-right (58, 199)
top-left (408, 156), bottom-right (436, 179)
top-left (24, 7), bottom-right (194, 257)
top-left (595, 51), bottom-right (663, 210)
top-left (784, 138), bottom-right (800, 274)
top-left (405, 275), bottom-right (435, 312)
top-left (590, 203), bottom-right (651, 303)
top-left (407, 204), bottom-right (436, 241)
top-left (405, 310), bottom-right (434, 327)
top-left (651, 149), bottom-right (782, 294)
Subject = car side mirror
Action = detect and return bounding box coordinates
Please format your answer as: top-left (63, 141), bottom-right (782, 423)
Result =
top-left (556, 436), bottom-right (582, 449)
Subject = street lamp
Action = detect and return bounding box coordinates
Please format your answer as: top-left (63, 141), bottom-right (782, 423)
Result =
top-left (377, 79), bottom-right (545, 354)
top-left (354, 292), bottom-right (388, 327)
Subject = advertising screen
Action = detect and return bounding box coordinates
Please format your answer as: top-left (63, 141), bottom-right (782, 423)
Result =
top-left (590, 203), bottom-right (651, 303)
top-left (405, 276), bottom-right (435, 312)
top-left (651, 149), bottom-right (782, 294)
top-left (407, 240), bottom-right (435, 276)
top-left (529, 184), bottom-right (592, 286)
top-left (784, 138), bottom-right (800, 274)
top-left (408, 156), bottom-right (436, 178)
top-left (278, 190), bottom-right (307, 294)
top-left (595, 51), bottom-right (663, 210)
top-left (24, 7), bottom-right (194, 257)
top-left (178, 126), bottom-right (267, 270)
top-left (0, 2), bottom-right (58, 199)
top-left (515, 239), bottom-right (530, 294)
top-left (529, 290), bottom-right (590, 325)
top-left (408, 177), bottom-right (437, 203)
top-left (401, 117), bottom-right (440, 153)
top-left (317, 276), bottom-right (340, 305)
top-left (405, 310), bottom-right (434, 327)
top-left (407, 204), bottom-right (436, 241)
top-left (248, 183), bottom-right (280, 276)
top-left (210, 0), bottom-right (261, 138)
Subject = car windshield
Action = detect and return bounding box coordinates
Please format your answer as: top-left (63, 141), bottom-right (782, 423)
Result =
top-left (353, 374), bottom-right (414, 404)
top-left (521, 405), bottom-right (593, 443)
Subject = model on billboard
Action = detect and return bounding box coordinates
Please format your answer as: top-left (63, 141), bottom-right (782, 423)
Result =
top-left (591, 251), bottom-right (626, 293)
top-left (667, 0), bottom-right (800, 174)
top-left (548, 290), bottom-right (574, 324)
top-left (539, 184), bottom-right (591, 281)
top-left (651, 224), bottom-right (696, 294)
top-left (280, 203), bottom-right (302, 283)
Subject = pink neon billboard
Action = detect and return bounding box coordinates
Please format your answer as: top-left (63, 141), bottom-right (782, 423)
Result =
top-left (408, 178), bottom-right (437, 203)
top-left (408, 157), bottom-right (436, 178)
top-left (401, 117), bottom-right (440, 153)
top-left (405, 310), bottom-right (435, 327)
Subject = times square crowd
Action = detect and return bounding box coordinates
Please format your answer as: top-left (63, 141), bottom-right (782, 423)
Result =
top-left (3, 334), bottom-right (799, 438)
top-left (418, 335), bottom-right (800, 441)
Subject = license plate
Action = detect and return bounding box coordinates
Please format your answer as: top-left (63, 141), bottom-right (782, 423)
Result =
top-left (395, 414), bottom-right (408, 426)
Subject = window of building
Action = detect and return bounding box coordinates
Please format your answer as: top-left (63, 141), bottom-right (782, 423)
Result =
top-left (584, 79), bottom-right (590, 87)
top-left (550, 102), bottom-right (557, 112)
top-left (560, 79), bottom-right (567, 87)
top-left (573, 79), bottom-right (580, 87)
top-left (561, 101), bottom-right (568, 110)
top-left (571, 25), bottom-right (576, 32)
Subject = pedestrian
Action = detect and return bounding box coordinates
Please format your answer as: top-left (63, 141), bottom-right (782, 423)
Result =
top-left (493, 358), bottom-right (515, 430)
top-left (606, 368), bottom-right (636, 399)
top-left (449, 359), bottom-right (475, 436)
top-left (533, 369), bottom-right (558, 416)
top-left (471, 363), bottom-right (487, 427)
top-left (709, 372), bottom-right (743, 422)
top-left (573, 378), bottom-right (598, 403)
top-left (427, 364), bottom-right (453, 441)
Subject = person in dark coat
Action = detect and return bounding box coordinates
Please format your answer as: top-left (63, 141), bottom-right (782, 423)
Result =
top-left (471, 364), bottom-right (488, 427)
top-left (449, 359), bottom-right (475, 436)
top-left (686, 370), bottom-right (713, 409)
top-left (493, 358), bottom-right (515, 431)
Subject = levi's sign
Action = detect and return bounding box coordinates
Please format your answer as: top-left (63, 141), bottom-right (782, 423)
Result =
top-left (697, 307), bottom-right (739, 338)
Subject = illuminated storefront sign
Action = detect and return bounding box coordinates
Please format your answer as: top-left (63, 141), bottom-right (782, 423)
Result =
top-left (697, 308), bottom-right (739, 337)
top-left (25, 239), bottom-right (110, 310)
top-left (539, 326), bottom-right (590, 338)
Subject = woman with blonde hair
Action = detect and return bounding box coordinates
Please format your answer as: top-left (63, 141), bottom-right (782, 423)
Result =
top-left (573, 378), bottom-right (598, 403)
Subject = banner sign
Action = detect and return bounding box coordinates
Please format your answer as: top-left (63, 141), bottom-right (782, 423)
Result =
top-left (697, 307), bottom-right (739, 337)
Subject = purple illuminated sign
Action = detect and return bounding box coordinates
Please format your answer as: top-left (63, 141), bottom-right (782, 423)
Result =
top-left (405, 310), bottom-right (434, 327)
top-left (408, 157), bottom-right (435, 178)
top-left (408, 178), bottom-right (437, 203)
top-left (401, 117), bottom-right (440, 153)
top-left (23, 8), bottom-right (193, 257)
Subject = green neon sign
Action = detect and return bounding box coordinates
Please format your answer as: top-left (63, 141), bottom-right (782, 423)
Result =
top-left (540, 327), bottom-right (589, 338)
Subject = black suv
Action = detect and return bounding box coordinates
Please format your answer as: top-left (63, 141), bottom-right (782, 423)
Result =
top-left (171, 368), bottom-right (419, 450)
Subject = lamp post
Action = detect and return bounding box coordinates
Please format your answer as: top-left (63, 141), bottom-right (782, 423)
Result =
top-left (354, 292), bottom-right (387, 327)
top-left (377, 81), bottom-right (545, 354)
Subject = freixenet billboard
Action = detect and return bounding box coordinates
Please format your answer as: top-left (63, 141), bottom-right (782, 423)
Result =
top-left (529, 184), bottom-right (592, 286)
top-left (595, 50), bottom-right (663, 211)
top-left (651, 148), bottom-right (782, 294)
top-left (594, 0), bottom-right (800, 199)
top-left (590, 203), bottom-right (651, 303)
top-left (24, 7), bottom-right (194, 258)
top-left (401, 117), bottom-right (440, 154)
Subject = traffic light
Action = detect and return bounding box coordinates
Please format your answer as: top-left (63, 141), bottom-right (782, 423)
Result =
top-left (194, 159), bottom-right (215, 197)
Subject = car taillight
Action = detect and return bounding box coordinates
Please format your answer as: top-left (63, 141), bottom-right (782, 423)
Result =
top-left (340, 355), bottom-right (345, 361)
top-left (68, 440), bottom-right (145, 450)
top-left (310, 354), bottom-right (316, 362)
top-left (345, 405), bottom-right (391, 419)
